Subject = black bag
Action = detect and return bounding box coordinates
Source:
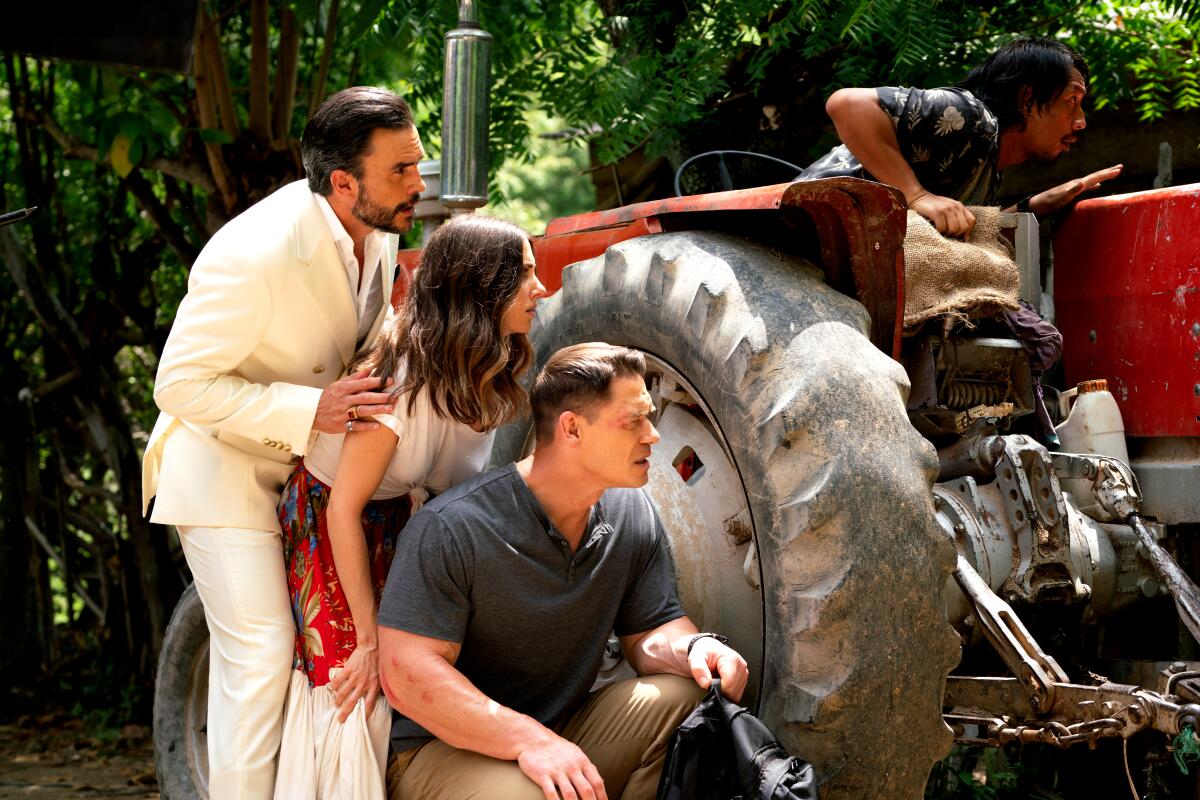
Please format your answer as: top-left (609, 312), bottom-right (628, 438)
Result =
top-left (656, 679), bottom-right (818, 800)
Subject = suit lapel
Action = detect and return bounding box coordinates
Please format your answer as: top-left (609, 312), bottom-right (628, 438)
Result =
top-left (294, 190), bottom-right (357, 368)
top-left (361, 233), bottom-right (399, 348)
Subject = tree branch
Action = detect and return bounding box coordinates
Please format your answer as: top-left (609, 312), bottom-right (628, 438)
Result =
top-left (308, 0), bottom-right (341, 117)
top-left (143, 157), bottom-right (218, 196)
top-left (272, 5), bottom-right (301, 147)
top-left (192, 17), bottom-right (238, 214)
top-left (113, 68), bottom-right (191, 130)
top-left (30, 368), bottom-right (79, 398)
top-left (248, 0), bottom-right (271, 137)
top-left (14, 106), bottom-right (217, 195)
top-left (200, 8), bottom-right (240, 137)
top-left (124, 171), bottom-right (201, 266)
top-left (25, 515), bottom-right (104, 621)
top-left (56, 452), bottom-right (122, 506)
top-left (162, 174), bottom-right (211, 241)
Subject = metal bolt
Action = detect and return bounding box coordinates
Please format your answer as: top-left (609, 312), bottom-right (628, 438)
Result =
top-left (1191, 322), bottom-right (1200, 337)
top-left (723, 516), bottom-right (753, 545)
top-left (1194, 383), bottom-right (1200, 397)
top-left (1089, 329), bottom-right (1098, 342)
top-left (1170, 661), bottom-right (1188, 673)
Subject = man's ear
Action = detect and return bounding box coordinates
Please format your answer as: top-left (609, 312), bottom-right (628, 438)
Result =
top-left (329, 168), bottom-right (357, 201)
top-left (1017, 85), bottom-right (1034, 120)
top-left (558, 411), bottom-right (583, 447)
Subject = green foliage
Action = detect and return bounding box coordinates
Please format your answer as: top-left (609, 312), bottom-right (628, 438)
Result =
top-left (926, 745), bottom-right (1027, 800)
top-left (489, 110), bottom-right (594, 235)
top-left (371, 0), bottom-right (1198, 167)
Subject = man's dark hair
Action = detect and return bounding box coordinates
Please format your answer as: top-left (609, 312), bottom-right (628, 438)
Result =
top-left (530, 343), bottom-right (647, 445)
top-left (301, 86), bottom-right (414, 195)
top-left (959, 37), bottom-right (1089, 131)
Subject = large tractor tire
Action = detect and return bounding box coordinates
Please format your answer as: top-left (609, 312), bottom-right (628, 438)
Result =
top-left (497, 230), bottom-right (960, 798)
top-left (153, 582), bottom-right (209, 800)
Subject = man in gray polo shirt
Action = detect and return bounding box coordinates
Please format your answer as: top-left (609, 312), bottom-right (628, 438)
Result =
top-left (377, 342), bottom-right (750, 800)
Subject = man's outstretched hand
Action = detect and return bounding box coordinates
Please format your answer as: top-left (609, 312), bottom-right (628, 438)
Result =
top-left (1028, 164), bottom-right (1123, 216)
top-left (909, 191), bottom-right (976, 238)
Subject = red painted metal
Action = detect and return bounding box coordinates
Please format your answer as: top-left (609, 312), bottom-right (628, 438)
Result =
top-left (543, 183), bottom-right (802, 237)
top-left (533, 217), bottom-right (662, 294)
top-left (391, 249), bottom-right (421, 309)
top-left (537, 178), bottom-right (908, 356)
top-left (1054, 183), bottom-right (1200, 437)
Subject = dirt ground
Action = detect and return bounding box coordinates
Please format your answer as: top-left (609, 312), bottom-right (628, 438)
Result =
top-left (0, 712), bottom-right (158, 799)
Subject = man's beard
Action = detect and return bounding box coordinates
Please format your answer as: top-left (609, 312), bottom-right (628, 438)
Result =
top-left (353, 180), bottom-right (418, 234)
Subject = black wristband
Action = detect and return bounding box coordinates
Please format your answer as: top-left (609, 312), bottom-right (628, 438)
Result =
top-left (1015, 194), bottom-right (1035, 213)
top-left (686, 632), bottom-right (729, 656)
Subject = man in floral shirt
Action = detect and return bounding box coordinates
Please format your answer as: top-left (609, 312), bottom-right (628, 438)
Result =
top-left (802, 37), bottom-right (1122, 236)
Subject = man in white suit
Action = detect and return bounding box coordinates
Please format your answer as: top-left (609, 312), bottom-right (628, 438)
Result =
top-left (143, 87), bottom-right (426, 798)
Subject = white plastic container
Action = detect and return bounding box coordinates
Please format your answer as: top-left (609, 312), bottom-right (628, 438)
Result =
top-left (1054, 379), bottom-right (1130, 519)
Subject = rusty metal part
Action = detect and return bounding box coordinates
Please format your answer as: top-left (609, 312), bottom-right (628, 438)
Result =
top-left (937, 433), bottom-right (1004, 482)
top-left (944, 381), bottom-right (1007, 410)
top-left (945, 675), bottom-right (1200, 747)
top-left (946, 710), bottom-right (1125, 748)
top-left (911, 336), bottom-right (1034, 438)
top-left (1128, 512), bottom-right (1200, 648)
top-left (953, 553), bottom-right (1069, 713)
top-left (981, 436), bottom-right (1077, 603)
top-left (1064, 452), bottom-right (1200, 646)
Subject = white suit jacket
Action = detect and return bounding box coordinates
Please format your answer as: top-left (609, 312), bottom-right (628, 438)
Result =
top-left (142, 180), bottom-right (396, 530)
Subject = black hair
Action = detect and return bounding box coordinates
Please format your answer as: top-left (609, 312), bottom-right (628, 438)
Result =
top-left (300, 86), bottom-right (414, 195)
top-left (959, 37), bottom-right (1089, 131)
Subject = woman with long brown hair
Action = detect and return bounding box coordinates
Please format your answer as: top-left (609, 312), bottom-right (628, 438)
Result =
top-left (272, 215), bottom-right (545, 799)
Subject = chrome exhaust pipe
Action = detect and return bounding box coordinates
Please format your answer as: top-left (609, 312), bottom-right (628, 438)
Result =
top-left (441, 0), bottom-right (492, 212)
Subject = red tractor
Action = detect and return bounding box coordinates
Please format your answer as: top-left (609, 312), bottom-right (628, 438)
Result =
top-left (153, 6), bottom-right (1200, 799)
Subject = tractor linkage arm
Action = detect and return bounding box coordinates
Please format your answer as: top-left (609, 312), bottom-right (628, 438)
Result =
top-left (944, 450), bottom-right (1200, 748)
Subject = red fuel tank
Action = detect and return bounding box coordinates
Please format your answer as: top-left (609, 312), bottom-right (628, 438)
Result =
top-left (1054, 183), bottom-right (1200, 437)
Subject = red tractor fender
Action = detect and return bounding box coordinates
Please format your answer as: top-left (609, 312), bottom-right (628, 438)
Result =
top-left (533, 178), bottom-right (908, 357)
top-left (395, 178), bottom-right (908, 357)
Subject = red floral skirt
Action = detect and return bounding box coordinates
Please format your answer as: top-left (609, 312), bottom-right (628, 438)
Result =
top-left (278, 461), bottom-right (412, 688)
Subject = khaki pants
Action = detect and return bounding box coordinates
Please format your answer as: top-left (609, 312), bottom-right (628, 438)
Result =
top-left (179, 525), bottom-right (294, 800)
top-left (388, 674), bottom-right (704, 800)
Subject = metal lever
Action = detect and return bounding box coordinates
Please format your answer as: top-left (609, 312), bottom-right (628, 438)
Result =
top-left (954, 553), bottom-right (1070, 712)
top-left (1130, 514), bottom-right (1200, 646)
top-left (1088, 458), bottom-right (1200, 647)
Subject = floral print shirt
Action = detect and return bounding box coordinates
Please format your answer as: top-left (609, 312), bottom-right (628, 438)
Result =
top-left (800, 86), bottom-right (1001, 205)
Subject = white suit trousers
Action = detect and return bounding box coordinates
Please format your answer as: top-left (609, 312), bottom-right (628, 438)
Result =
top-left (179, 524), bottom-right (295, 800)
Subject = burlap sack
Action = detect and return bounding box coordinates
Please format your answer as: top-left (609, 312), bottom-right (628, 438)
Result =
top-left (902, 206), bottom-right (1019, 331)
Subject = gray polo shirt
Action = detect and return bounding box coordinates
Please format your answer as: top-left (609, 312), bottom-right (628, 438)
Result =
top-left (378, 462), bottom-right (685, 753)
